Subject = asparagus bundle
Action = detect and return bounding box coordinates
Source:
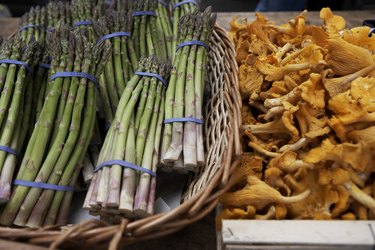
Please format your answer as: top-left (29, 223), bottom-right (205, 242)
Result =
top-left (161, 9), bottom-right (215, 172)
top-left (94, 10), bottom-right (136, 125)
top-left (0, 37), bottom-right (39, 202)
top-left (46, 1), bottom-right (72, 32)
top-left (84, 57), bottom-right (170, 219)
top-left (33, 2), bottom-right (72, 124)
top-left (71, 0), bottom-right (105, 42)
top-left (82, 121), bottom-right (102, 184)
top-left (18, 6), bottom-right (47, 44)
top-left (171, 0), bottom-right (200, 55)
top-left (131, 0), bottom-right (168, 60)
top-left (156, 0), bottom-right (173, 59)
top-left (18, 6), bottom-right (50, 136)
top-left (0, 26), bottom-right (111, 227)
top-left (70, 0), bottom-right (112, 183)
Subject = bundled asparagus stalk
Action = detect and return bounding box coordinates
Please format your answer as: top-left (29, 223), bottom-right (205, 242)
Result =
top-left (0, 36), bottom-right (39, 203)
top-left (156, 0), bottom-right (173, 59)
top-left (171, 0), bottom-right (200, 56)
top-left (161, 8), bottom-right (215, 172)
top-left (94, 10), bottom-right (136, 125)
top-left (71, 0), bottom-right (105, 42)
top-left (131, 0), bottom-right (168, 60)
top-left (18, 6), bottom-right (47, 44)
top-left (18, 6), bottom-right (50, 136)
top-left (70, 0), bottom-right (107, 185)
top-left (46, 1), bottom-right (72, 32)
top-left (34, 2), bottom-right (73, 124)
top-left (0, 26), bottom-right (111, 227)
top-left (84, 57), bottom-right (170, 218)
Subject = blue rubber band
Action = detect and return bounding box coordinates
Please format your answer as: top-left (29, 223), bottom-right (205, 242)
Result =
top-left (132, 11), bottom-right (157, 17)
top-left (97, 31), bottom-right (131, 44)
top-left (0, 59), bottom-right (33, 74)
top-left (95, 160), bottom-right (157, 177)
top-left (0, 145), bottom-right (18, 156)
top-left (19, 24), bottom-right (40, 32)
top-left (173, 0), bottom-right (198, 9)
top-left (176, 40), bottom-right (209, 52)
top-left (74, 20), bottom-right (93, 27)
top-left (158, 0), bottom-right (168, 7)
top-left (135, 71), bottom-right (167, 87)
top-left (47, 27), bottom-right (55, 32)
top-left (51, 72), bottom-right (99, 89)
top-left (39, 63), bottom-right (51, 69)
top-left (13, 180), bottom-right (74, 192)
top-left (164, 117), bottom-right (204, 124)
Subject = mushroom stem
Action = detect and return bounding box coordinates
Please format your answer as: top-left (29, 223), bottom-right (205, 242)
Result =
top-left (264, 87), bottom-right (301, 108)
top-left (249, 100), bottom-right (268, 113)
top-left (281, 189), bottom-right (311, 203)
top-left (344, 181), bottom-right (375, 213)
top-left (323, 63), bottom-right (375, 97)
top-left (242, 119), bottom-right (289, 134)
top-left (282, 160), bottom-right (315, 173)
top-left (276, 43), bottom-right (293, 62)
top-left (255, 205), bottom-right (276, 219)
top-left (264, 106), bottom-right (285, 120)
top-left (279, 137), bottom-right (309, 152)
top-left (248, 142), bottom-right (281, 158)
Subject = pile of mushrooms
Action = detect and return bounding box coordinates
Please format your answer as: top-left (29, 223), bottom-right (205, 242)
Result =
top-left (218, 8), bottom-right (375, 223)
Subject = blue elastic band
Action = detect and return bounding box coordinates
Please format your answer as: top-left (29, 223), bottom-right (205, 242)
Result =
top-left (0, 59), bottom-right (33, 74)
top-left (135, 71), bottom-right (167, 87)
top-left (19, 24), bottom-right (40, 32)
top-left (164, 117), bottom-right (204, 124)
top-left (13, 180), bottom-right (74, 192)
top-left (97, 31), bottom-right (131, 44)
top-left (47, 27), bottom-right (55, 32)
top-left (95, 160), bottom-right (157, 177)
top-left (176, 40), bottom-right (209, 51)
top-left (158, 0), bottom-right (168, 7)
top-left (74, 20), bottom-right (93, 27)
top-left (173, 0), bottom-right (198, 9)
top-left (51, 72), bottom-right (99, 89)
top-left (0, 145), bottom-right (18, 156)
top-left (132, 11), bottom-right (157, 17)
top-left (39, 63), bottom-right (51, 69)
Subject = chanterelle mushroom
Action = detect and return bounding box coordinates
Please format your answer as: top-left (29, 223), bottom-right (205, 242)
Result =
top-left (303, 138), bottom-right (372, 172)
top-left (220, 176), bottom-right (311, 210)
top-left (220, 8), bottom-right (375, 222)
top-left (326, 37), bottom-right (375, 76)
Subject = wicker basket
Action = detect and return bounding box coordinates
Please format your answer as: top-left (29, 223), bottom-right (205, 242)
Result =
top-left (0, 24), bottom-right (241, 249)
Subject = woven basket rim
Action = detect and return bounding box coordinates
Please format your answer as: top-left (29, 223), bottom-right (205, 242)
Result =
top-left (0, 23), bottom-right (242, 250)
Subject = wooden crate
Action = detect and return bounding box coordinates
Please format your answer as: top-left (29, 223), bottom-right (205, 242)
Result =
top-left (218, 220), bottom-right (375, 250)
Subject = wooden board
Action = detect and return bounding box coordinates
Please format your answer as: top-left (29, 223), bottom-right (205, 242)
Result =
top-left (218, 220), bottom-right (375, 250)
top-left (0, 18), bottom-right (19, 38)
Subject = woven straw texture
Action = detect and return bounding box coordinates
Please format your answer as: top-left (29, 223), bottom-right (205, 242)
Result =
top-left (0, 24), bottom-right (241, 250)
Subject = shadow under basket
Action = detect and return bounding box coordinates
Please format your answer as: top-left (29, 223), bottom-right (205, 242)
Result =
top-left (0, 24), bottom-right (242, 250)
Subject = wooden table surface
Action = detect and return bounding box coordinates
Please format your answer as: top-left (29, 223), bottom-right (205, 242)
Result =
top-left (1, 10), bottom-right (375, 38)
top-left (0, 17), bottom-right (20, 38)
